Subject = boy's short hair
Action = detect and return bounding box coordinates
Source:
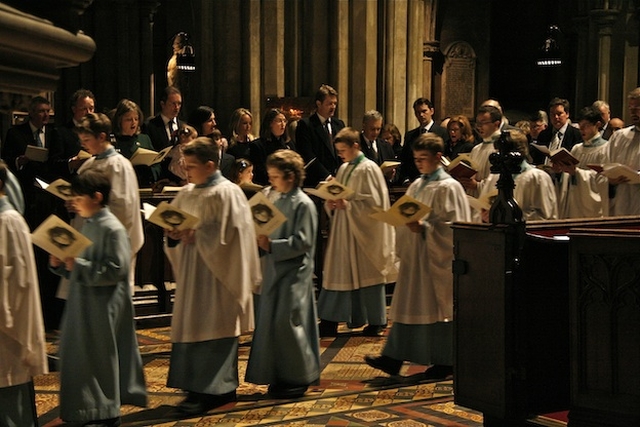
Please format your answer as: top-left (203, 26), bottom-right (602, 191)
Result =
top-left (334, 127), bottom-right (360, 147)
top-left (505, 129), bottom-right (531, 162)
top-left (413, 133), bottom-right (444, 155)
top-left (182, 137), bottom-right (220, 166)
top-left (577, 106), bottom-right (603, 125)
top-left (72, 169), bottom-right (112, 206)
top-left (76, 112), bottom-right (112, 136)
top-left (266, 149), bottom-right (305, 188)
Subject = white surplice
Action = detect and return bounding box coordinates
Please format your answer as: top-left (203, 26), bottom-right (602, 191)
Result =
top-left (608, 126), bottom-right (640, 216)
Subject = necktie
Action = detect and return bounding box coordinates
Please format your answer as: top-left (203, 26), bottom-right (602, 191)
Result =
top-left (168, 119), bottom-right (177, 144)
top-left (34, 129), bottom-right (44, 147)
top-left (550, 131), bottom-right (563, 151)
top-left (421, 127), bottom-right (428, 134)
top-left (325, 119), bottom-right (332, 138)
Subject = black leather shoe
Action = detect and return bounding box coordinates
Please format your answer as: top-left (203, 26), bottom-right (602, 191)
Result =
top-left (178, 390), bottom-right (237, 415)
top-left (364, 355), bottom-right (402, 376)
top-left (318, 319), bottom-right (338, 337)
top-left (421, 365), bottom-right (453, 381)
top-left (268, 383), bottom-right (308, 399)
top-left (362, 324), bottom-right (386, 336)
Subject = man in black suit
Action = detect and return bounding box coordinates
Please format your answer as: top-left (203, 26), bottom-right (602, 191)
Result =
top-left (592, 99), bottom-right (613, 140)
top-left (531, 97), bottom-right (582, 165)
top-left (56, 88), bottom-right (95, 178)
top-left (359, 110), bottom-right (396, 165)
top-left (1, 96), bottom-right (65, 329)
top-left (296, 84), bottom-right (346, 186)
top-left (398, 97), bottom-right (447, 184)
top-left (143, 86), bottom-right (184, 151)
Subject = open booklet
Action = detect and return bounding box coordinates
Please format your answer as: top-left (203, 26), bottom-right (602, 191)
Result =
top-left (130, 146), bottom-right (172, 166)
top-left (240, 182), bottom-right (265, 192)
top-left (31, 214), bottom-right (92, 260)
top-left (143, 201), bottom-right (200, 231)
top-left (25, 145), bottom-right (49, 162)
top-left (76, 149), bottom-right (93, 160)
top-left (443, 153), bottom-right (478, 180)
top-left (587, 163), bottom-right (640, 184)
top-left (248, 191), bottom-right (287, 236)
top-left (304, 180), bottom-right (355, 201)
top-left (369, 194), bottom-right (432, 227)
top-left (467, 189), bottom-right (499, 211)
top-left (380, 160), bottom-right (401, 173)
top-left (531, 144), bottom-right (579, 165)
top-left (35, 177), bottom-right (74, 201)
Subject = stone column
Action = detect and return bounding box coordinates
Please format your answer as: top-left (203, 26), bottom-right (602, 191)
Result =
top-left (335, 0), bottom-right (350, 124)
top-left (262, 0), bottom-right (285, 99)
top-left (572, 15), bottom-right (590, 111)
top-left (139, 0), bottom-right (159, 116)
top-left (383, 0), bottom-right (408, 134)
top-left (591, 8), bottom-right (620, 102)
top-left (422, 0), bottom-right (439, 104)
top-left (248, 0), bottom-right (262, 129)
top-left (406, 0), bottom-right (424, 129)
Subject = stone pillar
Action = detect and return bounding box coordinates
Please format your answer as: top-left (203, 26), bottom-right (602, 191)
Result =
top-left (248, 0), bottom-right (262, 130)
top-left (572, 15), bottom-right (590, 111)
top-left (406, 0), bottom-right (424, 129)
top-left (422, 0), bottom-right (439, 105)
top-left (383, 0), bottom-right (408, 134)
top-left (262, 0), bottom-right (285, 99)
top-left (335, 0), bottom-right (350, 124)
top-left (139, 0), bottom-right (159, 116)
top-left (591, 8), bottom-right (620, 102)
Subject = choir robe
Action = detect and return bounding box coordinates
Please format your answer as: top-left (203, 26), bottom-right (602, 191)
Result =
top-left (0, 197), bottom-right (47, 427)
top-left (245, 187), bottom-right (320, 386)
top-left (383, 168), bottom-right (470, 365)
top-left (318, 155), bottom-right (397, 326)
top-left (479, 161), bottom-right (559, 221)
top-left (165, 171), bottom-right (259, 395)
top-left (4, 167), bottom-right (24, 214)
top-left (51, 207), bottom-right (147, 423)
top-left (556, 135), bottom-right (609, 219)
top-left (608, 126), bottom-right (640, 216)
top-left (468, 132), bottom-right (499, 197)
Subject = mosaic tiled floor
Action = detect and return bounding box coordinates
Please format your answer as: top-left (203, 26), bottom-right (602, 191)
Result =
top-left (37, 325), bottom-right (484, 426)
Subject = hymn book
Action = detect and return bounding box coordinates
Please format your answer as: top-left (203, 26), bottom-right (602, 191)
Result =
top-left (467, 189), bottom-right (499, 211)
top-left (532, 144), bottom-right (579, 166)
top-left (25, 145), bottom-right (49, 162)
top-left (369, 194), bottom-right (431, 227)
top-left (587, 163), bottom-right (640, 184)
top-left (247, 191), bottom-right (287, 236)
top-left (35, 177), bottom-right (73, 201)
top-left (304, 180), bottom-right (355, 201)
top-left (380, 160), bottom-right (401, 173)
top-left (445, 153), bottom-right (478, 180)
top-left (143, 201), bottom-right (200, 231)
top-left (31, 215), bottom-right (92, 260)
top-left (130, 146), bottom-right (172, 166)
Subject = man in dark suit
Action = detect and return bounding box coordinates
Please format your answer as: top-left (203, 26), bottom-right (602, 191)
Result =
top-left (143, 86), bottom-right (184, 151)
top-left (531, 97), bottom-right (582, 165)
top-left (296, 84), bottom-right (346, 186)
top-left (56, 88), bottom-right (95, 178)
top-left (592, 99), bottom-right (613, 140)
top-left (1, 96), bottom-right (65, 329)
top-left (359, 110), bottom-right (396, 166)
top-left (398, 97), bottom-right (447, 184)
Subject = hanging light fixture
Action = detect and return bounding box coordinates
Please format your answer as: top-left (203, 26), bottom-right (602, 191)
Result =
top-left (174, 32), bottom-right (196, 72)
top-left (536, 25), bottom-right (562, 67)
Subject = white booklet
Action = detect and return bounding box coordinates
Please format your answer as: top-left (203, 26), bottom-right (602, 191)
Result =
top-left (143, 201), bottom-right (200, 231)
top-left (31, 214), bottom-right (92, 260)
top-left (35, 177), bottom-right (73, 201)
top-left (587, 163), bottom-right (640, 184)
top-left (304, 180), bottom-right (354, 201)
top-left (467, 189), bottom-right (499, 211)
top-left (25, 145), bottom-right (49, 162)
top-left (369, 194), bottom-right (431, 227)
top-left (130, 146), bottom-right (172, 166)
top-left (248, 191), bottom-right (287, 236)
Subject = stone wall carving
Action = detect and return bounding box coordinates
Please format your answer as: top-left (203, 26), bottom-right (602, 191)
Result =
top-left (441, 41), bottom-right (476, 119)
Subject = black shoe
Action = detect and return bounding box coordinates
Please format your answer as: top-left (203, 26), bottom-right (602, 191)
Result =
top-left (362, 324), bottom-right (386, 336)
top-left (364, 355), bottom-right (402, 376)
top-left (83, 417), bottom-right (121, 427)
top-left (177, 390), bottom-right (237, 415)
top-left (268, 383), bottom-right (308, 399)
top-left (421, 365), bottom-right (453, 381)
top-left (318, 319), bottom-right (338, 337)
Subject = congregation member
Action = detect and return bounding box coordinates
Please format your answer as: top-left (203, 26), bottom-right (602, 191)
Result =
top-left (554, 106), bottom-right (609, 219)
top-left (317, 128), bottom-right (397, 337)
top-left (592, 99), bottom-right (613, 140)
top-left (381, 123), bottom-right (403, 158)
top-left (164, 138), bottom-right (259, 414)
top-left (359, 110), bottom-right (396, 166)
top-left (531, 97), bottom-right (582, 165)
top-left (144, 86), bottom-right (184, 151)
top-left (188, 106), bottom-right (235, 179)
top-left (249, 108), bottom-right (296, 185)
top-left (0, 161), bottom-right (48, 427)
top-left (398, 97), bottom-right (447, 184)
top-left (74, 113), bottom-right (144, 293)
top-left (245, 150), bottom-right (320, 399)
top-left (57, 88), bottom-right (95, 177)
top-left (365, 133), bottom-right (471, 380)
top-left (459, 105), bottom-right (502, 198)
top-left (608, 117), bottom-right (625, 133)
top-left (607, 87), bottom-right (640, 216)
top-left (50, 169), bottom-right (147, 427)
top-left (165, 123), bottom-right (198, 185)
top-left (444, 114), bottom-right (476, 160)
top-left (111, 98), bottom-right (160, 187)
top-left (227, 107), bottom-right (255, 159)
top-left (296, 84), bottom-right (346, 186)
top-left (478, 130), bottom-right (558, 222)
top-left (528, 110), bottom-right (549, 145)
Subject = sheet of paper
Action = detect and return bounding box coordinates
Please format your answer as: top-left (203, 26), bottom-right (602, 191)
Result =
top-left (31, 214), bottom-right (93, 260)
